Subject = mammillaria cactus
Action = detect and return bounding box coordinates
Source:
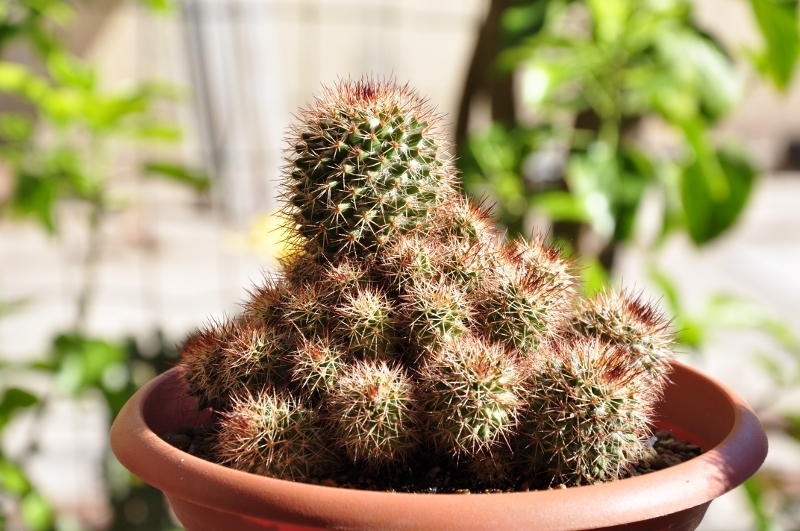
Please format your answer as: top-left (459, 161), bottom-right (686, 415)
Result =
top-left (177, 78), bottom-right (676, 490)
top-left (285, 79), bottom-right (458, 260)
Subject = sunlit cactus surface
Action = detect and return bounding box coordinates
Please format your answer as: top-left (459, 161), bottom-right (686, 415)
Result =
top-left (178, 78), bottom-right (675, 489)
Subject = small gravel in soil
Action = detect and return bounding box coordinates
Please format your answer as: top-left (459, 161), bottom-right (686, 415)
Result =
top-left (161, 427), bottom-right (701, 493)
top-left (630, 430), bottom-right (703, 476)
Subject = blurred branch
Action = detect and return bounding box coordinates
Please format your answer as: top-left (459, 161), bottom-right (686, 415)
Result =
top-left (455, 0), bottom-right (517, 148)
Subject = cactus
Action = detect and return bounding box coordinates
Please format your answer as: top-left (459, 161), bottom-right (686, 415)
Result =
top-left (573, 289), bottom-right (674, 395)
top-left (328, 361), bottom-right (421, 470)
top-left (476, 265), bottom-right (570, 355)
top-left (289, 334), bottom-right (347, 396)
top-left (179, 319), bottom-right (239, 410)
top-left (401, 278), bottom-right (473, 356)
top-left (216, 391), bottom-right (339, 481)
top-left (177, 77), bottom-right (676, 490)
top-left (420, 335), bottom-right (525, 457)
top-left (518, 338), bottom-right (653, 487)
top-left (437, 197), bottom-right (500, 249)
top-left (335, 287), bottom-right (396, 361)
top-left (284, 78), bottom-right (458, 260)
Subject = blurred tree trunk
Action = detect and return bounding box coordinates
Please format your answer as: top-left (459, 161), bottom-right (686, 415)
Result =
top-left (456, 0), bottom-right (635, 271)
top-left (455, 0), bottom-right (515, 150)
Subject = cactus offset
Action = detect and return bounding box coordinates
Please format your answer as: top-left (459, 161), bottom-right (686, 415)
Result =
top-left (476, 249), bottom-right (572, 354)
top-left (420, 335), bottom-right (525, 458)
top-left (216, 391), bottom-right (339, 481)
top-left (574, 290), bottom-right (674, 395)
top-left (179, 319), bottom-right (238, 410)
top-left (328, 361), bottom-right (421, 470)
top-left (289, 334), bottom-right (347, 396)
top-left (518, 338), bottom-right (654, 487)
top-left (401, 279), bottom-right (473, 357)
top-left (335, 287), bottom-right (396, 361)
top-left (177, 77), bottom-right (677, 492)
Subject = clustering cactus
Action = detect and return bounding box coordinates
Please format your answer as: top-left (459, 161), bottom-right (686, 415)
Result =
top-left (177, 78), bottom-right (675, 489)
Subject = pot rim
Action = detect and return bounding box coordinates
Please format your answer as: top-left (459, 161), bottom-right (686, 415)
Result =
top-left (110, 361), bottom-right (768, 531)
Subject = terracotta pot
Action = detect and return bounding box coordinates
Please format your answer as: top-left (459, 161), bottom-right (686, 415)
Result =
top-left (110, 361), bottom-right (767, 531)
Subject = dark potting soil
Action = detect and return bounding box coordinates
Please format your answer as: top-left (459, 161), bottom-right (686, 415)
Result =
top-left (161, 426), bottom-right (702, 493)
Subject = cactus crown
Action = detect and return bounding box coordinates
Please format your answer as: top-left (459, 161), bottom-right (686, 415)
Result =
top-left (179, 78), bottom-right (676, 490)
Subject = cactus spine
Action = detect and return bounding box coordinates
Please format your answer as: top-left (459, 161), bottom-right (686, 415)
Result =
top-left (178, 78), bottom-right (676, 489)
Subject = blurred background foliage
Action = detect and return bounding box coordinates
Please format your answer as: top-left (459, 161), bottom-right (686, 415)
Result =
top-left (456, 0), bottom-right (800, 528)
top-left (0, 0), bottom-right (193, 529)
top-left (0, 0), bottom-right (799, 529)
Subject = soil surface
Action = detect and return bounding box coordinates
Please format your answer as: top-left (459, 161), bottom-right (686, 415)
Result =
top-left (162, 426), bottom-right (702, 493)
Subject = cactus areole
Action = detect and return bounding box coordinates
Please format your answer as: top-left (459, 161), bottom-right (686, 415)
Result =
top-left (111, 78), bottom-right (768, 531)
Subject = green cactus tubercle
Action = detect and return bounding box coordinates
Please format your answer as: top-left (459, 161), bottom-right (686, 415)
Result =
top-left (421, 335), bottom-right (524, 457)
top-left (328, 361), bottom-right (421, 469)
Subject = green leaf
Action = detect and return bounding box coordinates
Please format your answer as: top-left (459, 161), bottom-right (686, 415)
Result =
top-left (565, 145), bottom-right (617, 239)
top-left (0, 62), bottom-right (51, 103)
top-left (501, 1), bottom-right (551, 46)
top-left (0, 459), bottom-right (32, 495)
top-left (73, 91), bottom-right (147, 131)
top-left (144, 162), bottom-right (211, 192)
top-left (131, 123), bottom-right (182, 141)
top-left (743, 475), bottom-right (774, 531)
top-left (50, 334), bottom-right (127, 395)
top-left (648, 267), bottom-right (705, 349)
top-left (705, 295), bottom-right (800, 354)
top-left (0, 62), bottom-right (31, 91)
top-left (531, 190), bottom-right (586, 221)
top-left (681, 119), bottom-right (729, 200)
top-left (681, 144), bottom-right (756, 245)
top-left (784, 414), bottom-right (800, 441)
top-left (0, 387), bottom-right (39, 429)
top-left (46, 50), bottom-right (95, 91)
top-left (648, 267), bottom-right (681, 315)
top-left (138, 0), bottom-right (176, 13)
top-left (671, 315), bottom-right (705, 350)
top-left (654, 28), bottom-right (741, 121)
top-left (748, 0), bottom-right (800, 89)
top-left (459, 123), bottom-right (544, 235)
top-left (9, 170), bottom-right (59, 232)
top-left (613, 147), bottom-right (654, 241)
top-left (21, 491), bottom-right (54, 531)
top-left (0, 113), bottom-right (34, 142)
top-left (587, 0), bottom-right (629, 44)
top-left (43, 1), bottom-right (75, 25)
